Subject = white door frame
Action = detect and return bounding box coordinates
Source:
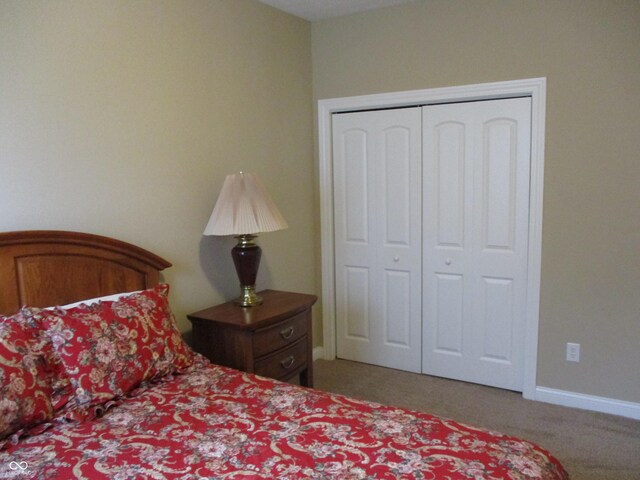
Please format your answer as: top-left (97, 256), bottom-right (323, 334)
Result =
top-left (318, 78), bottom-right (546, 400)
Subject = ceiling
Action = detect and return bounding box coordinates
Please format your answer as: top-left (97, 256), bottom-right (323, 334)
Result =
top-left (257, 0), bottom-right (416, 22)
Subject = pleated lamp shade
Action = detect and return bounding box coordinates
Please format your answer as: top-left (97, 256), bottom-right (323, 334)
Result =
top-left (204, 172), bottom-right (288, 236)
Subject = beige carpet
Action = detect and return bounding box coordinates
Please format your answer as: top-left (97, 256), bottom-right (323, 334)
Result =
top-left (313, 359), bottom-right (640, 480)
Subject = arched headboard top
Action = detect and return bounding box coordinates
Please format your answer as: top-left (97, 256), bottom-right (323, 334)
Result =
top-left (0, 230), bottom-right (172, 315)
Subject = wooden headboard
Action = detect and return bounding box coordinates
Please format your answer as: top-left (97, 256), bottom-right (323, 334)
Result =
top-left (0, 231), bottom-right (171, 315)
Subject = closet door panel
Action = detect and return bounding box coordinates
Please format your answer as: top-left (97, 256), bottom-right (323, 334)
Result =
top-left (434, 122), bottom-right (465, 248)
top-left (480, 276), bottom-right (514, 363)
top-left (343, 266), bottom-right (370, 340)
top-left (342, 129), bottom-right (369, 244)
top-left (383, 126), bottom-right (413, 246)
top-left (483, 119), bottom-right (518, 251)
top-left (333, 108), bottom-right (422, 373)
top-left (384, 269), bottom-right (412, 347)
top-left (423, 98), bottom-right (531, 391)
top-left (434, 273), bottom-right (464, 355)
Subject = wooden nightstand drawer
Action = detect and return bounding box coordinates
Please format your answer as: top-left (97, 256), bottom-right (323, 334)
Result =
top-left (254, 337), bottom-right (308, 380)
top-left (253, 310), bottom-right (308, 357)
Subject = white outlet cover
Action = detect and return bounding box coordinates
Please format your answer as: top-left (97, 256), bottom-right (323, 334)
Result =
top-left (566, 342), bottom-right (580, 362)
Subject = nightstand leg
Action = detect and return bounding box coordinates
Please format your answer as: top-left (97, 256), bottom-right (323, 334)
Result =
top-left (300, 366), bottom-right (313, 388)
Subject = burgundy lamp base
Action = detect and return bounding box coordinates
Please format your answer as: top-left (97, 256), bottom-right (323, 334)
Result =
top-left (231, 235), bottom-right (263, 307)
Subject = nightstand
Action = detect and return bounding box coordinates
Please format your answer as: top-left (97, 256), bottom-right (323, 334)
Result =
top-left (187, 290), bottom-right (317, 387)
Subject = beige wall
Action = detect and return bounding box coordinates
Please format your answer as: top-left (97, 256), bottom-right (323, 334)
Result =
top-left (0, 1), bottom-right (316, 332)
top-left (312, 0), bottom-right (640, 402)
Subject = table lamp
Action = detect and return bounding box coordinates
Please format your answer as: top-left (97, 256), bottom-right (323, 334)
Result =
top-left (204, 172), bottom-right (288, 306)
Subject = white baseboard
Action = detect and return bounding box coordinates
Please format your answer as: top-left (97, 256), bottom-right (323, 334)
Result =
top-left (312, 346), bottom-right (325, 362)
top-left (535, 386), bottom-right (640, 420)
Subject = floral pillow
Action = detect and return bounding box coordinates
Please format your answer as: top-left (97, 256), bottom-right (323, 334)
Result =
top-left (37, 284), bottom-right (195, 419)
top-left (0, 310), bottom-right (54, 440)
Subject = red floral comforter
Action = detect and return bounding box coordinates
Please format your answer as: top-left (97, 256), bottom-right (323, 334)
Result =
top-left (0, 360), bottom-right (568, 479)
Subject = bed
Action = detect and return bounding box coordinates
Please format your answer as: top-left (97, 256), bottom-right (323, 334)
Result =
top-left (0, 230), bottom-right (569, 479)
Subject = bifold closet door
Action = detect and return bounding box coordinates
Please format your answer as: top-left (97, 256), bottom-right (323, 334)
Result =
top-left (422, 97), bottom-right (531, 391)
top-left (332, 108), bottom-right (422, 373)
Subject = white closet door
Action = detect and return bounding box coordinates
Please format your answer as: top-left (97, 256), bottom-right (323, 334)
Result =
top-left (333, 108), bottom-right (422, 373)
top-left (422, 97), bottom-right (531, 391)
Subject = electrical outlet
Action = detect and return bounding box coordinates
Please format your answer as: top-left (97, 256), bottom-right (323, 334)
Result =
top-left (566, 342), bottom-right (580, 362)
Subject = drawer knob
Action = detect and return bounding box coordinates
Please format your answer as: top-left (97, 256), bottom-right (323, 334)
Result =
top-left (280, 355), bottom-right (295, 369)
top-left (280, 326), bottom-right (295, 339)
